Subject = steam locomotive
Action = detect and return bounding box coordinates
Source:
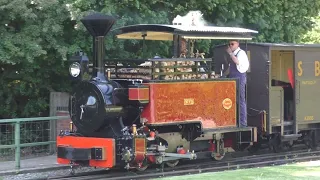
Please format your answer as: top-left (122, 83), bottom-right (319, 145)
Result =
top-left (56, 12), bottom-right (320, 172)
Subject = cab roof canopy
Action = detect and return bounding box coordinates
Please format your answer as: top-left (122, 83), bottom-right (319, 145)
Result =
top-left (112, 24), bottom-right (259, 41)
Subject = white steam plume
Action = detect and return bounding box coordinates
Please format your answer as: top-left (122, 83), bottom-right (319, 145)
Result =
top-left (172, 10), bottom-right (210, 26)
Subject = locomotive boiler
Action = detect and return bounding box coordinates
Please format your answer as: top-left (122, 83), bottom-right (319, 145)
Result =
top-left (67, 14), bottom-right (144, 139)
top-left (57, 12), bottom-right (260, 171)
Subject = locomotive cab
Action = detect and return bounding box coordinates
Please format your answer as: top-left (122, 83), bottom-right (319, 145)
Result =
top-left (57, 11), bottom-right (260, 172)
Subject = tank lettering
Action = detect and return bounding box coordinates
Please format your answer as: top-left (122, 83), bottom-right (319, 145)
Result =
top-left (184, 98), bottom-right (194, 105)
top-left (301, 80), bottom-right (316, 85)
top-left (304, 116), bottom-right (314, 121)
top-left (297, 61), bottom-right (303, 76)
top-left (315, 61), bottom-right (320, 76)
top-left (297, 61), bottom-right (320, 77)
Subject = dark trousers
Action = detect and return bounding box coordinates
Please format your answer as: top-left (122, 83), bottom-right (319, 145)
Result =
top-left (239, 76), bottom-right (247, 127)
top-left (229, 74), bottom-right (247, 127)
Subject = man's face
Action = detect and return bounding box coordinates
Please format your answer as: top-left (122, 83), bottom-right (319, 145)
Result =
top-left (229, 41), bottom-right (239, 51)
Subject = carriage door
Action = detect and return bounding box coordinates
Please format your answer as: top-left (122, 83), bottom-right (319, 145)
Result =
top-left (294, 50), bottom-right (320, 133)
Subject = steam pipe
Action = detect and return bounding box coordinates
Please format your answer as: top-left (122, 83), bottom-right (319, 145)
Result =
top-left (92, 36), bottom-right (97, 78)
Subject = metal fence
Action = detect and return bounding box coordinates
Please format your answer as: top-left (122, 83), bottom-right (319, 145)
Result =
top-left (0, 116), bottom-right (69, 170)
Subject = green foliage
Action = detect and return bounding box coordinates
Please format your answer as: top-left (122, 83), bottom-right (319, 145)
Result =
top-left (0, 0), bottom-right (74, 118)
top-left (301, 15), bottom-right (320, 43)
top-left (68, 0), bottom-right (173, 59)
top-left (243, 0), bottom-right (320, 43)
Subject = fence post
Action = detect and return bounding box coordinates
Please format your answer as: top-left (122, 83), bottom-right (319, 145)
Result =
top-left (15, 121), bottom-right (21, 170)
top-left (49, 92), bottom-right (70, 154)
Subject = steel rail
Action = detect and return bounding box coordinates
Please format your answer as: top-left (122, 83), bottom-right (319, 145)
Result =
top-left (45, 148), bottom-right (320, 180)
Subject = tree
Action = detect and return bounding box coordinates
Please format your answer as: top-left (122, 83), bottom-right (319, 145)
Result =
top-left (0, 0), bottom-right (75, 118)
top-left (243, 0), bottom-right (320, 43)
top-left (300, 14), bottom-right (320, 43)
top-left (67, 0), bottom-right (173, 59)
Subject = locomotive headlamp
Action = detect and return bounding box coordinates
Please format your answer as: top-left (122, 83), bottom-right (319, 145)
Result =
top-left (69, 62), bottom-right (81, 77)
top-left (68, 51), bottom-right (89, 81)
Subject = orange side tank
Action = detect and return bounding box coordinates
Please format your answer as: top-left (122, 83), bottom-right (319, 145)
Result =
top-left (140, 80), bottom-right (237, 129)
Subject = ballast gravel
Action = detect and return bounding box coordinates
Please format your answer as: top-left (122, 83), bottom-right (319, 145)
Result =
top-left (1, 166), bottom-right (102, 180)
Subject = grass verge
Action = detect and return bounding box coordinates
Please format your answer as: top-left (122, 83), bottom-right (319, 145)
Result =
top-left (158, 160), bottom-right (320, 180)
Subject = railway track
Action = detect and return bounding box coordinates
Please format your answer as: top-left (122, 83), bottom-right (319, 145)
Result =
top-left (45, 147), bottom-right (320, 180)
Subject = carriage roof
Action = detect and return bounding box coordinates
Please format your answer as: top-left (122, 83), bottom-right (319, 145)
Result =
top-left (112, 24), bottom-right (259, 41)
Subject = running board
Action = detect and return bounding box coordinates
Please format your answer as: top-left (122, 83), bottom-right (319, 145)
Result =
top-left (281, 134), bottom-right (302, 141)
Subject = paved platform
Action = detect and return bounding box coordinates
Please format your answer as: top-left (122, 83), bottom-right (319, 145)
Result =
top-left (0, 155), bottom-right (69, 176)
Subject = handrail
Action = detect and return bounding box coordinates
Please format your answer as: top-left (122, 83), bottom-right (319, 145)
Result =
top-left (0, 116), bottom-right (69, 123)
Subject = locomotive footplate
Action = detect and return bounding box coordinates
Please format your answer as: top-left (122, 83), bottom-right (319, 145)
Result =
top-left (57, 146), bottom-right (105, 160)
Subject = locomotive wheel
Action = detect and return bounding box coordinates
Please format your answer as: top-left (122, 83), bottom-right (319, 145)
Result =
top-left (248, 135), bottom-right (263, 153)
top-left (212, 139), bottom-right (225, 161)
top-left (268, 134), bottom-right (282, 153)
top-left (271, 141), bottom-right (282, 153)
top-left (166, 160), bottom-right (179, 167)
top-left (285, 140), bottom-right (294, 150)
top-left (212, 153), bottom-right (225, 161)
top-left (305, 138), bottom-right (313, 149)
top-left (136, 164), bottom-right (149, 171)
top-left (69, 168), bottom-right (75, 176)
top-left (303, 131), bottom-right (316, 149)
top-left (247, 142), bottom-right (261, 153)
top-left (69, 164), bottom-right (76, 175)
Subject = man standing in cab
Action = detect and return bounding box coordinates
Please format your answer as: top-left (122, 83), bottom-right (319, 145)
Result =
top-left (226, 40), bottom-right (250, 127)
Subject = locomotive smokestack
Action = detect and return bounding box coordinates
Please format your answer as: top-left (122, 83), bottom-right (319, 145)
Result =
top-left (80, 13), bottom-right (116, 81)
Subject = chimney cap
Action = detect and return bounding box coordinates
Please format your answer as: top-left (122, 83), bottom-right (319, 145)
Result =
top-left (81, 12), bottom-right (116, 37)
